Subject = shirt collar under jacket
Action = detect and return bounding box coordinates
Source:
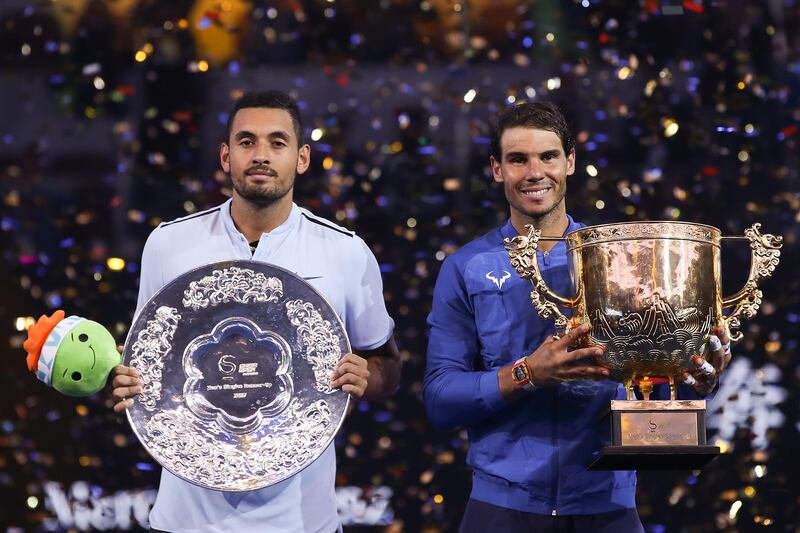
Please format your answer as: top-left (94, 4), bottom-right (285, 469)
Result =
top-left (499, 214), bottom-right (582, 255)
top-left (219, 197), bottom-right (302, 246)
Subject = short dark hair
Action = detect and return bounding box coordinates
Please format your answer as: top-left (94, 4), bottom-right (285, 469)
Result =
top-left (225, 90), bottom-right (305, 146)
top-left (490, 102), bottom-right (574, 159)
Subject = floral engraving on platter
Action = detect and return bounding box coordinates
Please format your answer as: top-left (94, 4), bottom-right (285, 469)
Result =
top-left (143, 399), bottom-right (332, 491)
top-left (129, 306), bottom-right (181, 411)
top-left (182, 267), bottom-right (283, 310)
top-left (589, 294), bottom-right (712, 379)
top-left (286, 300), bottom-right (342, 394)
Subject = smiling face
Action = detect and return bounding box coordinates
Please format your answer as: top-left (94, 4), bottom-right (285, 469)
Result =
top-left (50, 321), bottom-right (120, 396)
top-left (491, 127), bottom-right (575, 230)
top-left (219, 107), bottom-right (310, 209)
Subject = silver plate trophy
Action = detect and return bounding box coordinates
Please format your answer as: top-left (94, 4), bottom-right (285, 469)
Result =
top-left (123, 260), bottom-right (350, 491)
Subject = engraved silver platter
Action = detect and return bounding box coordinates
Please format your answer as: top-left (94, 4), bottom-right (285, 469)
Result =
top-left (122, 260), bottom-right (350, 491)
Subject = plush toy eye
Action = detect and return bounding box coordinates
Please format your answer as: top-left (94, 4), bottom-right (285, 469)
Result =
top-left (78, 334), bottom-right (88, 342)
top-left (71, 372), bottom-right (82, 381)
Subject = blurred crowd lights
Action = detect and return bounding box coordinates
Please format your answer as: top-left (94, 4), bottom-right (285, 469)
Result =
top-left (463, 89), bottom-right (477, 104)
top-left (15, 316), bottom-right (35, 331)
top-left (663, 118), bottom-right (680, 137)
top-left (107, 257), bottom-right (126, 271)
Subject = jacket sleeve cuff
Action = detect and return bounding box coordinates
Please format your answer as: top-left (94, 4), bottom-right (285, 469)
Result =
top-left (478, 369), bottom-right (507, 414)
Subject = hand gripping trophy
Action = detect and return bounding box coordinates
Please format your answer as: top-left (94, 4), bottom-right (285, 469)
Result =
top-left (505, 221), bottom-right (782, 469)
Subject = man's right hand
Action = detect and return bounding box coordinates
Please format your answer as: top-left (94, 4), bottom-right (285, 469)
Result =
top-left (110, 365), bottom-right (143, 413)
top-left (499, 324), bottom-right (610, 400)
top-left (526, 323), bottom-right (610, 386)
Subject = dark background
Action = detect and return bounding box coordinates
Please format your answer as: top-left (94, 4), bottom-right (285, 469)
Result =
top-left (0, 0), bottom-right (798, 531)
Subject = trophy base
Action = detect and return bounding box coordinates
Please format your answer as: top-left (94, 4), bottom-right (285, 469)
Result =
top-left (591, 399), bottom-right (720, 470)
top-left (589, 445), bottom-right (720, 470)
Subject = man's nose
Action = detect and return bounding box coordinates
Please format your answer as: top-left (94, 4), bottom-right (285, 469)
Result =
top-left (526, 160), bottom-right (545, 179)
top-left (252, 145), bottom-right (270, 165)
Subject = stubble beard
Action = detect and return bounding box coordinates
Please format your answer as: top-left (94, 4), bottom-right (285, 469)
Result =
top-left (231, 172), bottom-right (294, 208)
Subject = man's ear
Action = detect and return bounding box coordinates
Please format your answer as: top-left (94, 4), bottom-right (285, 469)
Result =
top-left (490, 155), bottom-right (503, 183)
top-left (296, 144), bottom-right (311, 175)
top-left (566, 148), bottom-right (576, 176)
top-left (220, 142), bottom-right (230, 173)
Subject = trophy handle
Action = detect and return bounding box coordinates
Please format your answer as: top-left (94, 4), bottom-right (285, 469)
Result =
top-left (720, 223), bottom-right (782, 341)
top-left (504, 224), bottom-right (581, 336)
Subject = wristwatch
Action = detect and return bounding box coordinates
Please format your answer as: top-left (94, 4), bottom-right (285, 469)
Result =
top-left (511, 357), bottom-right (537, 391)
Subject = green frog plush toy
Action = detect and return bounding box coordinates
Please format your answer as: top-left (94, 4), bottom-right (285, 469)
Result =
top-left (24, 310), bottom-right (121, 396)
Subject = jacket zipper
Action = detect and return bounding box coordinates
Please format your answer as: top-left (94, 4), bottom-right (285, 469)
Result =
top-left (540, 249), bottom-right (558, 515)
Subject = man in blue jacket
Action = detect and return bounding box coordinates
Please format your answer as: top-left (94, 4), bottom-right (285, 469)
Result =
top-left (424, 102), bottom-right (730, 532)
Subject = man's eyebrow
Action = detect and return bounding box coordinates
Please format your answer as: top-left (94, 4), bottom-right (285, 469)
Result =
top-left (234, 130), bottom-right (255, 141)
top-left (504, 151), bottom-right (529, 159)
top-left (539, 149), bottom-right (562, 157)
top-left (233, 130), bottom-right (292, 141)
top-left (268, 130), bottom-right (291, 141)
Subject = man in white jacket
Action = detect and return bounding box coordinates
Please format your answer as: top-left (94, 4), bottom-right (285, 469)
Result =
top-left (109, 90), bottom-right (402, 533)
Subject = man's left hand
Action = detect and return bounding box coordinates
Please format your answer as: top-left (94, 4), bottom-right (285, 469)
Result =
top-left (330, 353), bottom-right (371, 398)
top-left (682, 322), bottom-right (732, 395)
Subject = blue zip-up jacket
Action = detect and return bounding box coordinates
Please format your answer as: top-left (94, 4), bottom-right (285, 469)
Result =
top-left (424, 216), bottom-right (638, 516)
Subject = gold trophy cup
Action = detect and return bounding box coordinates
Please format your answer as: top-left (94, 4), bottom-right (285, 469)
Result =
top-left (505, 222), bottom-right (782, 469)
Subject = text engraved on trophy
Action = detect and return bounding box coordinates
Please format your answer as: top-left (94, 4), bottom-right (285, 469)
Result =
top-left (286, 300), bottom-right (342, 394)
top-left (620, 412), bottom-right (699, 446)
top-left (182, 266), bottom-right (284, 310)
top-left (129, 306), bottom-right (181, 411)
top-left (143, 399), bottom-right (333, 491)
top-left (183, 317), bottom-right (293, 434)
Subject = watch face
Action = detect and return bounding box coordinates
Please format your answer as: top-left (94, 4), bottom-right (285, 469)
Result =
top-left (512, 362), bottom-right (528, 384)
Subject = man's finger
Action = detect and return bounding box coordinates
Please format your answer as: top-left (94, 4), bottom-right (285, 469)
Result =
top-left (113, 399), bottom-right (134, 413)
top-left (333, 362), bottom-right (369, 379)
top-left (112, 365), bottom-right (140, 379)
top-left (560, 365), bottom-right (611, 381)
top-left (112, 374), bottom-right (142, 389)
top-left (683, 370), bottom-right (716, 394)
top-left (331, 374), bottom-right (368, 390)
top-left (112, 385), bottom-right (142, 403)
top-left (713, 322), bottom-right (732, 361)
top-left (692, 355), bottom-right (715, 376)
top-left (341, 384), bottom-right (365, 397)
top-left (714, 321), bottom-right (732, 345)
top-left (706, 335), bottom-right (726, 372)
top-left (560, 346), bottom-right (605, 363)
top-left (337, 352), bottom-right (367, 366)
top-left (720, 331), bottom-right (732, 363)
top-left (722, 340), bottom-right (732, 365)
top-left (553, 323), bottom-right (592, 349)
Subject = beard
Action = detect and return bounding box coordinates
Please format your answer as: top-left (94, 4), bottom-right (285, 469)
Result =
top-left (230, 166), bottom-right (294, 207)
